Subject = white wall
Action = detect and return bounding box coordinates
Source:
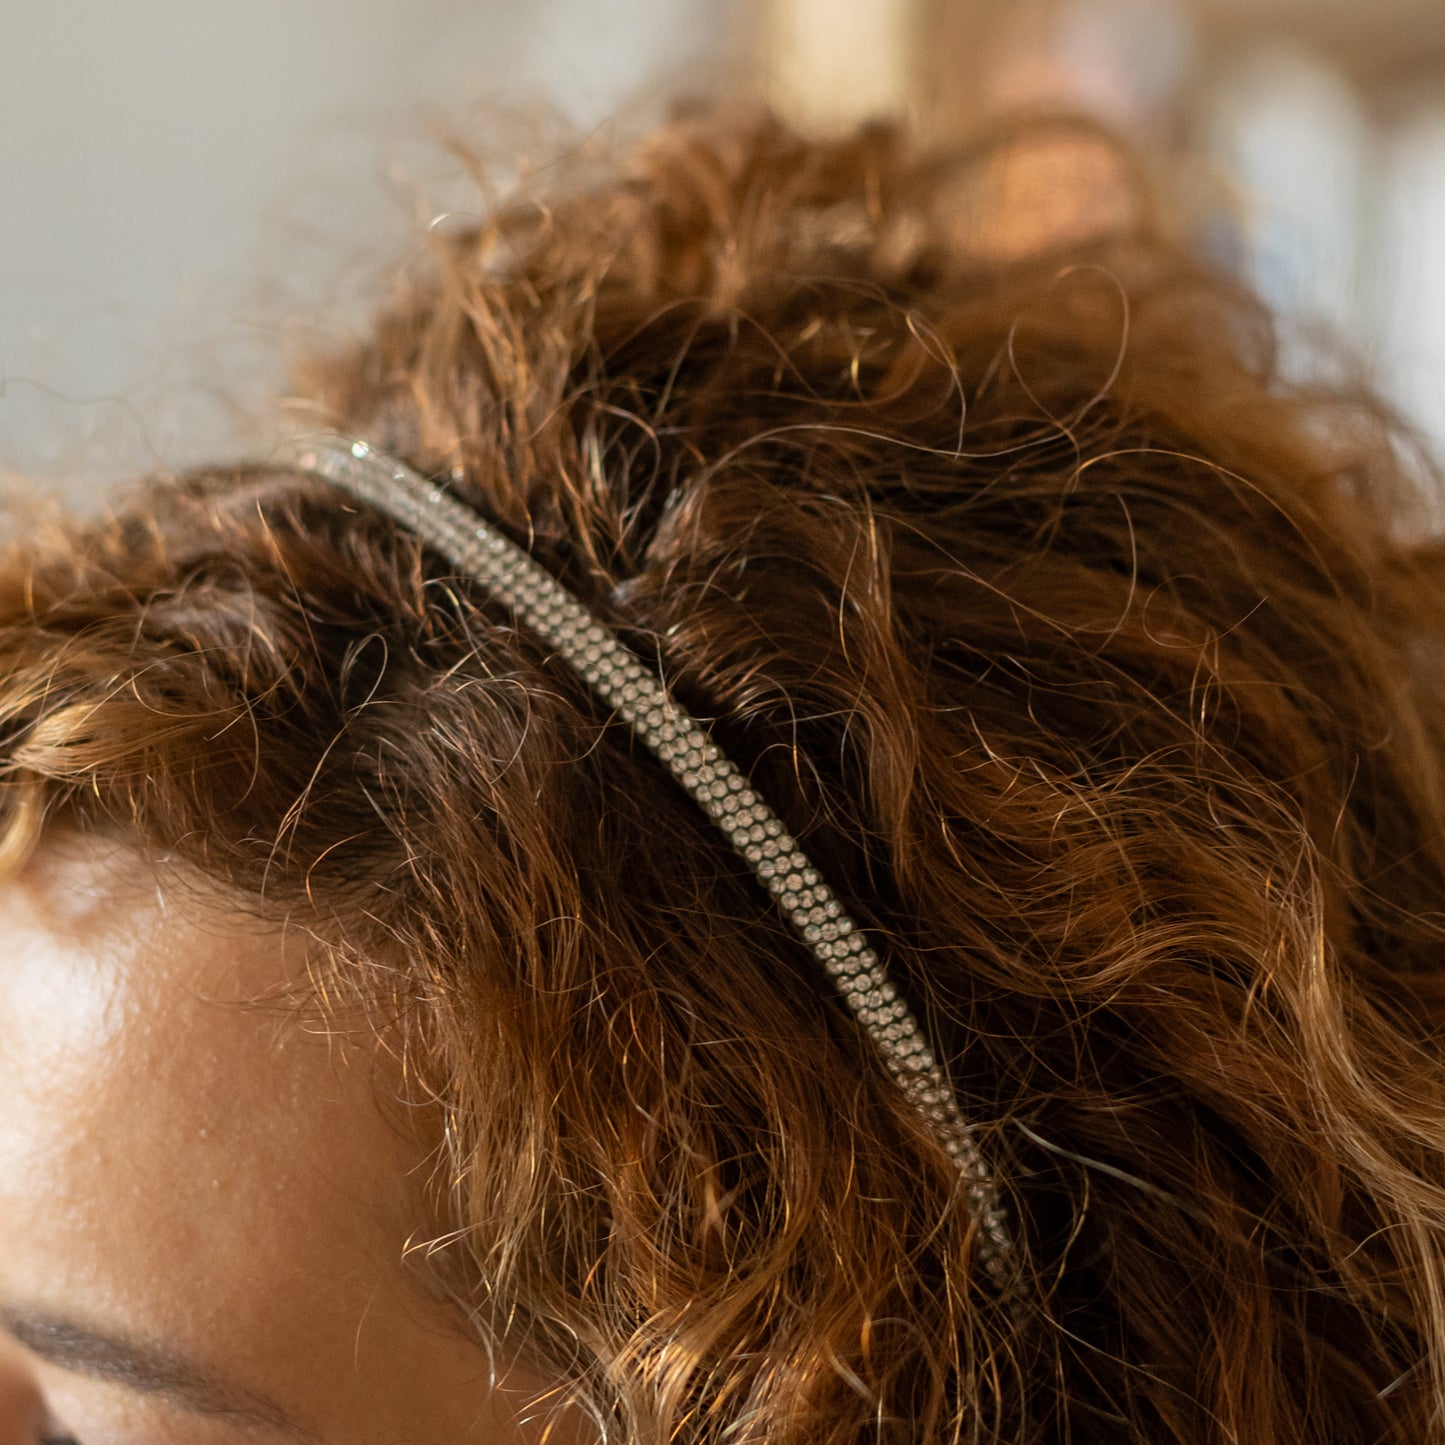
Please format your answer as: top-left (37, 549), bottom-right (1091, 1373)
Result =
top-left (0, 0), bottom-right (725, 489)
top-left (6, 3), bottom-right (1442, 493)
top-left (1381, 106), bottom-right (1445, 459)
top-left (1203, 40), bottom-right (1373, 339)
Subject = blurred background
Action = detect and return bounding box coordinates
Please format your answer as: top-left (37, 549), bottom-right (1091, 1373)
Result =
top-left (2, 0), bottom-right (1442, 488)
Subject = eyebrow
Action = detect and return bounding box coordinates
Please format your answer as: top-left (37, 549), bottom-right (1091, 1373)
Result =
top-left (0, 1304), bottom-right (317, 1438)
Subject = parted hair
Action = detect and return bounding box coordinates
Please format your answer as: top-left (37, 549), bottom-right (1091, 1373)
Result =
top-left (5, 111), bottom-right (1445, 1443)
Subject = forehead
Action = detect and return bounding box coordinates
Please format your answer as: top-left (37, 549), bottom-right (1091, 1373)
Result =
top-left (0, 839), bottom-right (430, 1417)
top-left (0, 841), bottom-right (363, 1186)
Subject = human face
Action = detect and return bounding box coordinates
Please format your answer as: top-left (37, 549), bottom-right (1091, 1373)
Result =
top-left (0, 839), bottom-right (572, 1445)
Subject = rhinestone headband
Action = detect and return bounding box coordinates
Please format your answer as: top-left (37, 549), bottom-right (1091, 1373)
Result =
top-left (278, 435), bottom-right (1011, 1284)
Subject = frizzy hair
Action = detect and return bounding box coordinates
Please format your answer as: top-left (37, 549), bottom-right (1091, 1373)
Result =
top-left (5, 111), bottom-right (1445, 1442)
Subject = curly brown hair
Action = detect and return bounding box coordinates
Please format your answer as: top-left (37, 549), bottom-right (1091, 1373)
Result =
top-left (5, 111), bottom-right (1445, 1443)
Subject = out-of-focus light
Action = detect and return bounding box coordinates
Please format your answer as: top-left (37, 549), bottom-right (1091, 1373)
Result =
top-left (1204, 39), bottom-right (1371, 333)
top-left (1381, 108), bottom-right (1445, 453)
top-left (758, 0), bottom-right (916, 131)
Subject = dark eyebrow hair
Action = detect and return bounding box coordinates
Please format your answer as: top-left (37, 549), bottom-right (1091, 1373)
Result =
top-left (0, 1304), bottom-right (318, 1438)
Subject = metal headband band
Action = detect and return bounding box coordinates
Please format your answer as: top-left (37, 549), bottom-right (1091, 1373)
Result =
top-left (278, 434), bottom-right (1011, 1284)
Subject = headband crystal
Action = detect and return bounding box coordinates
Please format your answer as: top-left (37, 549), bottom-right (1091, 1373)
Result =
top-left (279, 435), bottom-right (1011, 1284)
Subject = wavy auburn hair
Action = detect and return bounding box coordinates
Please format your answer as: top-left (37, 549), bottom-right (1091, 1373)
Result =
top-left (5, 112), bottom-right (1445, 1443)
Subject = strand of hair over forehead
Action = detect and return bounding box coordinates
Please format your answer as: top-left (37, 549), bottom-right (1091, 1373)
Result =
top-left (278, 434), bottom-right (1013, 1290)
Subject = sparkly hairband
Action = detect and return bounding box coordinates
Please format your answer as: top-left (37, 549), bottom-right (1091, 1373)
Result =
top-left (279, 435), bottom-right (1012, 1284)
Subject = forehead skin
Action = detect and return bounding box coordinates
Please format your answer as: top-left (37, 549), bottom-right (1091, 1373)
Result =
top-left (0, 840), bottom-right (573, 1445)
